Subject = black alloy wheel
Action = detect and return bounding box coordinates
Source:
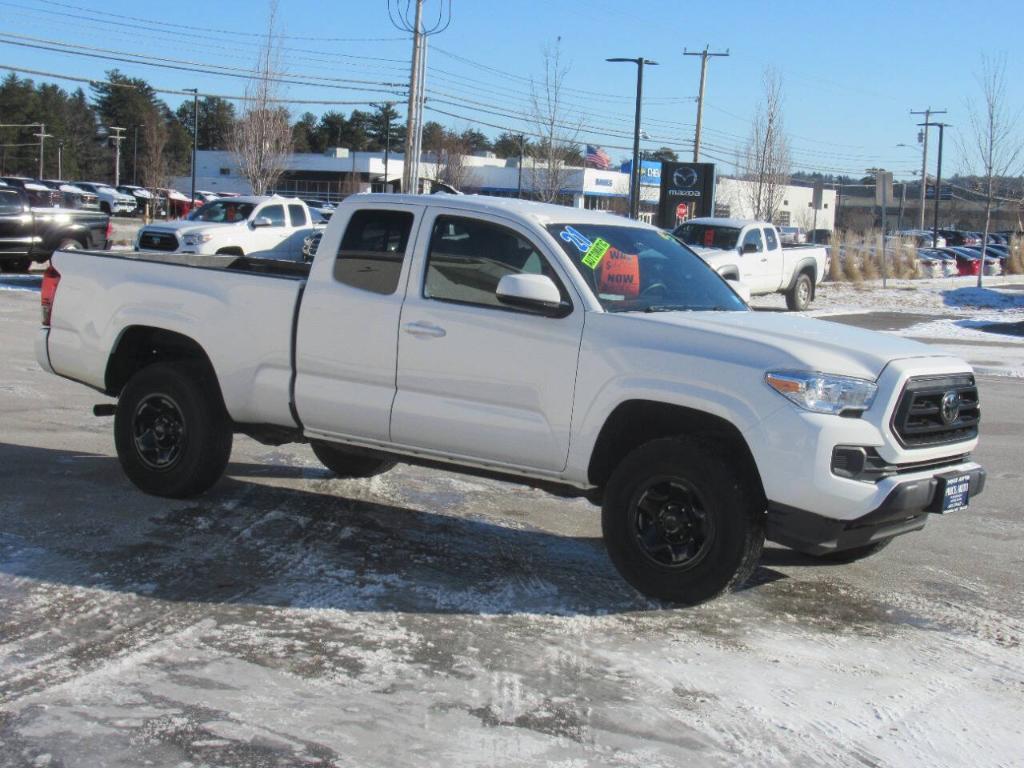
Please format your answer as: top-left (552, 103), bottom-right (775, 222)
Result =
top-left (630, 477), bottom-right (715, 571)
top-left (131, 394), bottom-right (186, 470)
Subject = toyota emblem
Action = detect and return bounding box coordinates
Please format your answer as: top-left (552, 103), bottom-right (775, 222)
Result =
top-left (940, 391), bottom-right (961, 425)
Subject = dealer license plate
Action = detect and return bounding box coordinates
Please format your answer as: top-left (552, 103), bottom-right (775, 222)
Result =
top-left (937, 473), bottom-right (971, 514)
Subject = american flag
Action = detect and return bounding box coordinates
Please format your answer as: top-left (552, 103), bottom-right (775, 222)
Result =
top-left (585, 144), bottom-right (611, 170)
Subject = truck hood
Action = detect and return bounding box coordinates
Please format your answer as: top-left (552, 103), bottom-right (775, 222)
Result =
top-left (141, 221), bottom-right (244, 235)
top-left (626, 310), bottom-right (948, 380)
top-left (687, 245), bottom-right (733, 262)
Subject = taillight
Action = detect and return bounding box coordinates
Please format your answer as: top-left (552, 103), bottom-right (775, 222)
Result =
top-left (41, 265), bottom-right (60, 326)
top-left (105, 218), bottom-right (113, 244)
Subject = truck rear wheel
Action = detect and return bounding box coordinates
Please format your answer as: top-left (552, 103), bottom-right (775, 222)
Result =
top-left (1, 259), bottom-right (31, 273)
top-left (311, 441), bottom-right (396, 479)
top-left (114, 362), bottom-right (233, 498)
top-left (601, 437), bottom-right (765, 605)
top-left (785, 273), bottom-right (813, 311)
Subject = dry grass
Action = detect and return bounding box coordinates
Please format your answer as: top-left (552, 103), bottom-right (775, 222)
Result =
top-left (1007, 236), bottom-right (1024, 275)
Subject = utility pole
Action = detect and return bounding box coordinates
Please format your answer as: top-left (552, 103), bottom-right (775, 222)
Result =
top-left (185, 88), bottom-right (199, 205)
top-left (33, 123), bottom-right (53, 178)
top-left (57, 140), bottom-right (64, 179)
top-left (684, 47), bottom-right (729, 162)
top-left (383, 104), bottom-right (391, 192)
top-left (401, 0), bottom-right (423, 194)
top-left (517, 133), bottom-right (525, 199)
top-left (918, 121), bottom-right (950, 251)
top-left (910, 107), bottom-right (946, 228)
top-left (108, 126), bottom-right (126, 186)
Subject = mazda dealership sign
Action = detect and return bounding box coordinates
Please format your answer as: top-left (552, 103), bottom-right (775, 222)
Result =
top-left (657, 162), bottom-right (716, 227)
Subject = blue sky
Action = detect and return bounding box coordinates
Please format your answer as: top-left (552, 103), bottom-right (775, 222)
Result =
top-left (2, 0), bottom-right (1022, 180)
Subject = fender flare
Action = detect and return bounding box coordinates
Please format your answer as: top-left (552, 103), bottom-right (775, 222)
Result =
top-left (785, 257), bottom-right (818, 293)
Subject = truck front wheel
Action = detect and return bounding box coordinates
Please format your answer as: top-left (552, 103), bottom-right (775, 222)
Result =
top-left (785, 273), bottom-right (813, 311)
top-left (311, 441), bottom-right (396, 479)
top-left (601, 437), bottom-right (765, 605)
top-left (114, 362), bottom-right (233, 498)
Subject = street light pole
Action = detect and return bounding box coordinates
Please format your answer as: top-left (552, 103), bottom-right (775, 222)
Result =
top-left (607, 57), bottom-right (658, 219)
top-left (185, 88), bottom-right (198, 205)
top-left (517, 133), bottom-right (525, 199)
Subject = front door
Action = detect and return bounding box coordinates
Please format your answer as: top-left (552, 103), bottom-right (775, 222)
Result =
top-left (390, 211), bottom-right (584, 472)
top-left (249, 204), bottom-right (291, 257)
top-left (0, 189), bottom-right (31, 257)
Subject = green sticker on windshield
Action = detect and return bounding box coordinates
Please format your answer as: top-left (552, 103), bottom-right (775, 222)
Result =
top-left (581, 238), bottom-right (611, 269)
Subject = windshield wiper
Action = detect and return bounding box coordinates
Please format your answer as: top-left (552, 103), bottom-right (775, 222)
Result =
top-left (642, 304), bottom-right (695, 312)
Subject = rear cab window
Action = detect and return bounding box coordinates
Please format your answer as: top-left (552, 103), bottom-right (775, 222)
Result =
top-left (742, 228), bottom-right (764, 252)
top-left (764, 227), bottom-right (779, 249)
top-left (334, 209), bottom-right (414, 294)
top-left (288, 204), bottom-right (308, 227)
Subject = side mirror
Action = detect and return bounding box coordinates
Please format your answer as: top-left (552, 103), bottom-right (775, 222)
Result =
top-left (496, 274), bottom-right (565, 316)
top-left (725, 277), bottom-right (752, 303)
top-left (742, 242), bottom-right (759, 254)
top-left (252, 216), bottom-right (272, 228)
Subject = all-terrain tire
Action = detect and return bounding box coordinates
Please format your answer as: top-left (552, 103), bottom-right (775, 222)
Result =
top-left (1, 258), bottom-right (31, 273)
top-left (311, 441), bottom-right (396, 479)
top-left (601, 437), bottom-right (765, 605)
top-left (805, 538), bottom-right (892, 564)
top-left (114, 362), bottom-right (233, 498)
top-left (57, 238), bottom-right (84, 251)
top-left (785, 272), bottom-right (813, 311)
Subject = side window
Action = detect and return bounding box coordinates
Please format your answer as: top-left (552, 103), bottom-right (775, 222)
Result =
top-left (288, 204), bottom-right (308, 227)
top-left (424, 215), bottom-right (556, 309)
top-left (260, 205), bottom-right (286, 227)
top-left (0, 190), bottom-right (23, 214)
top-left (742, 228), bottom-right (764, 252)
top-left (763, 227), bottom-right (779, 250)
top-left (334, 209), bottom-right (413, 295)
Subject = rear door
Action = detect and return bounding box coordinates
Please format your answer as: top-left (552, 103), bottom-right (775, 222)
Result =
top-left (389, 210), bottom-right (584, 472)
top-left (760, 225), bottom-right (785, 292)
top-left (0, 189), bottom-right (31, 256)
top-left (295, 204), bottom-right (422, 442)
top-left (285, 203), bottom-right (311, 260)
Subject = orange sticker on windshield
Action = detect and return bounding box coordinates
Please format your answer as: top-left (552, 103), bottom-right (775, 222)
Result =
top-left (598, 249), bottom-right (640, 298)
top-left (703, 230), bottom-right (715, 247)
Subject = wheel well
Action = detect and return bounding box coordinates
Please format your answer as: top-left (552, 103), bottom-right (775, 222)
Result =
top-left (587, 400), bottom-right (765, 500)
top-left (215, 246), bottom-right (244, 257)
top-left (105, 326), bottom-right (219, 397)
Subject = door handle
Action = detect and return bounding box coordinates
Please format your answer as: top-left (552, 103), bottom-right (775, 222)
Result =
top-left (403, 321), bottom-right (446, 338)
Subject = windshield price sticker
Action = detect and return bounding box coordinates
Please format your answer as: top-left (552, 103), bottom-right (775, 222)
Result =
top-left (582, 238), bottom-right (612, 269)
top-left (559, 225), bottom-right (592, 253)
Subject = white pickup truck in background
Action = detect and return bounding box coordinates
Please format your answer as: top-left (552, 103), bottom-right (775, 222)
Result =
top-left (673, 217), bottom-right (829, 310)
top-left (134, 195), bottom-right (319, 260)
top-left (36, 194), bottom-right (985, 605)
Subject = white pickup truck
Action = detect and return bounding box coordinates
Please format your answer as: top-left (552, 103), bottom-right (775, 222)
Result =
top-left (673, 217), bottom-right (829, 310)
top-left (36, 194), bottom-right (985, 605)
top-left (134, 195), bottom-right (318, 260)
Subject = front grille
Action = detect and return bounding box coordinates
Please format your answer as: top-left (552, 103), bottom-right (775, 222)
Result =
top-left (891, 374), bottom-right (979, 447)
top-left (138, 230), bottom-right (179, 251)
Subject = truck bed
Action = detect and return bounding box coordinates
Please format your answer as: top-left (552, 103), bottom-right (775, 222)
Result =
top-left (45, 248), bottom-right (309, 428)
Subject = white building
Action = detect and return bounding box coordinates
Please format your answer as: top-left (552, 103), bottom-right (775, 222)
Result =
top-left (174, 150), bottom-right (835, 230)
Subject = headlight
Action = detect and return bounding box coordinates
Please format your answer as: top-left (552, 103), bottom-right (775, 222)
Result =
top-left (183, 233), bottom-right (213, 245)
top-left (765, 370), bottom-right (877, 415)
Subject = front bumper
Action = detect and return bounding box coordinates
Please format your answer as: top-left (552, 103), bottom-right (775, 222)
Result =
top-left (766, 462), bottom-right (986, 554)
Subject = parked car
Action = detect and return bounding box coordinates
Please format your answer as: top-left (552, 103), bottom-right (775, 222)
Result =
top-left (777, 226), bottom-right (806, 245)
top-left (134, 195), bottom-right (316, 259)
top-left (73, 182), bottom-right (137, 215)
top-left (117, 185), bottom-right (159, 217)
top-left (0, 185), bottom-right (109, 272)
top-left (302, 230), bottom-right (322, 261)
top-left (916, 248), bottom-right (958, 278)
top-left (301, 199), bottom-right (335, 220)
top-left (673, 217), bottom-right (829, 310)
top-left (938, 229), bottom-right (981, 247)
top-left (39, 180), bottom-right (100, 210)
top-left (940, 247), bottom-right (1001, 276)
top-left (36, 193), bottom-right (986, 604)
top-left (895, 229), bottom-right (946, 249)
top-left (1, 176), bottom-right (63, 207)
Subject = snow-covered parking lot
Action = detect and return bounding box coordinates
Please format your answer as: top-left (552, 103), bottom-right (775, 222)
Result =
top-left (1, 276), bottom-right (1022, 767)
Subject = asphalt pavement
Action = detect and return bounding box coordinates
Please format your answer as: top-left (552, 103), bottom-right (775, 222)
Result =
top-left (1, 284), bottom-right (1021, 767)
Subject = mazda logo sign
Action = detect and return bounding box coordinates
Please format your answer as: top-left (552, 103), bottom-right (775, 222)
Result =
top-left (672, 167), bottom-right (699, 188)
top-left (940, 391), bottom-right (961, 425)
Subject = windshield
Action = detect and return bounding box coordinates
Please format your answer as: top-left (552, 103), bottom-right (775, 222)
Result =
top-left (187, 200), bottom-right (256, 222)
top-left (547, 223), bottom-right (747, 313)
top-left (673, 222), bottom-right (741, 250)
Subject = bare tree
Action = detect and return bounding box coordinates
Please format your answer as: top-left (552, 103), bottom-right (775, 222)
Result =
top-left (741, 68), bottom-right (791, 221)
top-left (426, 130), bottom-right (476, 190)
top-left (527, 39), bottom-right (581, 203)
top-left (961, 55), bottom-right (1022, 286)
top-left (138, 111), bottom-right (168, 217)
top-left (231, 0), bottom-right (292, 195)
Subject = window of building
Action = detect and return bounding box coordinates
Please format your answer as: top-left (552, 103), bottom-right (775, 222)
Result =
top-left (259, 205), bottom-right (286, 227)
top-left (774, 211), bottom-right (792, 226)
top-left (334, 209), bottom-right (413, 295)
top-left (424, 215), bottom-right (560, 310)
top-left (288, 204), bottom-right (308, 227)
